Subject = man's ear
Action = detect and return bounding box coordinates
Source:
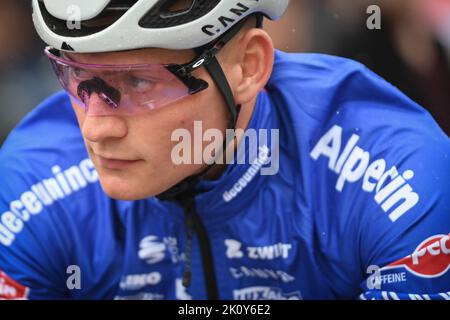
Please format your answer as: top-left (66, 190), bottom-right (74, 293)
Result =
top-left (229, 28), bottom-right (275, 105)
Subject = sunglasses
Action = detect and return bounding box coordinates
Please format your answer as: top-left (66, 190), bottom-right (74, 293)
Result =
top-left (45, 47), bottom-right (213, 116)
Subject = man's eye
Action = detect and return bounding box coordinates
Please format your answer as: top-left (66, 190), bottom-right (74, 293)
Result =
top-left (128, 76), bottom-right (156, 92)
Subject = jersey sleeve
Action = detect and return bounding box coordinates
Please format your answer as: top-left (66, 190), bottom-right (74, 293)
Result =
top-left (358, 136), bottom-right (450, 300)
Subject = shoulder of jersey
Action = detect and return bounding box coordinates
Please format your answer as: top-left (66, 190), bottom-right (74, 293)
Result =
top-left (270, 51), bottom-right (444, 136)
top-left (1, 91), bottom-right (84, 161)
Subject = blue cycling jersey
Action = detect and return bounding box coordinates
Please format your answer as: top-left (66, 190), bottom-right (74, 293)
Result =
top-left (0, 51), bottom-right (449, 300)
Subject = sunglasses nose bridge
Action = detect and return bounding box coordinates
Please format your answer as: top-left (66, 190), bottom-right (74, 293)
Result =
top-left (78, 77), bottom-right (122, 115)
top-left (83, 93), bottom-right (111, 116)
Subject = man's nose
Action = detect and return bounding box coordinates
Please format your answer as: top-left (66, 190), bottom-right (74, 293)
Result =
top-left (81, 94), bottom-right (128, 143)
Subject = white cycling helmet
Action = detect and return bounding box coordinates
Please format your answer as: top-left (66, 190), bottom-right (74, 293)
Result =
top-left (32, 0), bottom-right (290, 53)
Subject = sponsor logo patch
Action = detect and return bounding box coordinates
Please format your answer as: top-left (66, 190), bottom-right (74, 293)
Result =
top-left (383, 233), bottom-right (450, 278)
top-left (0, 271), bottom-right (29, 300)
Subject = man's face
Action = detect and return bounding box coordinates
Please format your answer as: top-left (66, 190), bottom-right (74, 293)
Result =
top-left (69, 48), bottom-right (229, 200)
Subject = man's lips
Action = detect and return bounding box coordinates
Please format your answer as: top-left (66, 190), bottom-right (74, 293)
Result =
top-left (95, 154), bottom-right (141, 170)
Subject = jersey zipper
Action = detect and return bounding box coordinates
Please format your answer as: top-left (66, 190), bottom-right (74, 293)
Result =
top-left (181, 197), bottom-right (219, 300)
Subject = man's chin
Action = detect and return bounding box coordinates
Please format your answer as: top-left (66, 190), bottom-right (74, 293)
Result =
top-left (98, 177), bottom-right (162, 201)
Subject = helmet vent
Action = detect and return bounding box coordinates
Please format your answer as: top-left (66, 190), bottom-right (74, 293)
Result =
top-left (139, 0), bottom-right (221, 29)
top-left (38, 0), bottom-right (138, 37)
top-left (166, 0), bottom-right (195, 15)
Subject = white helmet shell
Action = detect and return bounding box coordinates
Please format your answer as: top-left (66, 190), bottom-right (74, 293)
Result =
top-left (42, 0), bottom-right (110, 21)
top-left (32, 0), bottom-right (290, 53)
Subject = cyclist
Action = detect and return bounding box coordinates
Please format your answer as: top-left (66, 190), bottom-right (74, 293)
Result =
top-left (0, 0), bottom-right (449, 300)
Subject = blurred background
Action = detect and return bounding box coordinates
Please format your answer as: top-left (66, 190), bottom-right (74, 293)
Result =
top-left (1, 0), bottom-right (449, 145)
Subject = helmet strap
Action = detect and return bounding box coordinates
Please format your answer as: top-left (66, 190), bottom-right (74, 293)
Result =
top-left (156, 14), bottom-right (263, 202)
